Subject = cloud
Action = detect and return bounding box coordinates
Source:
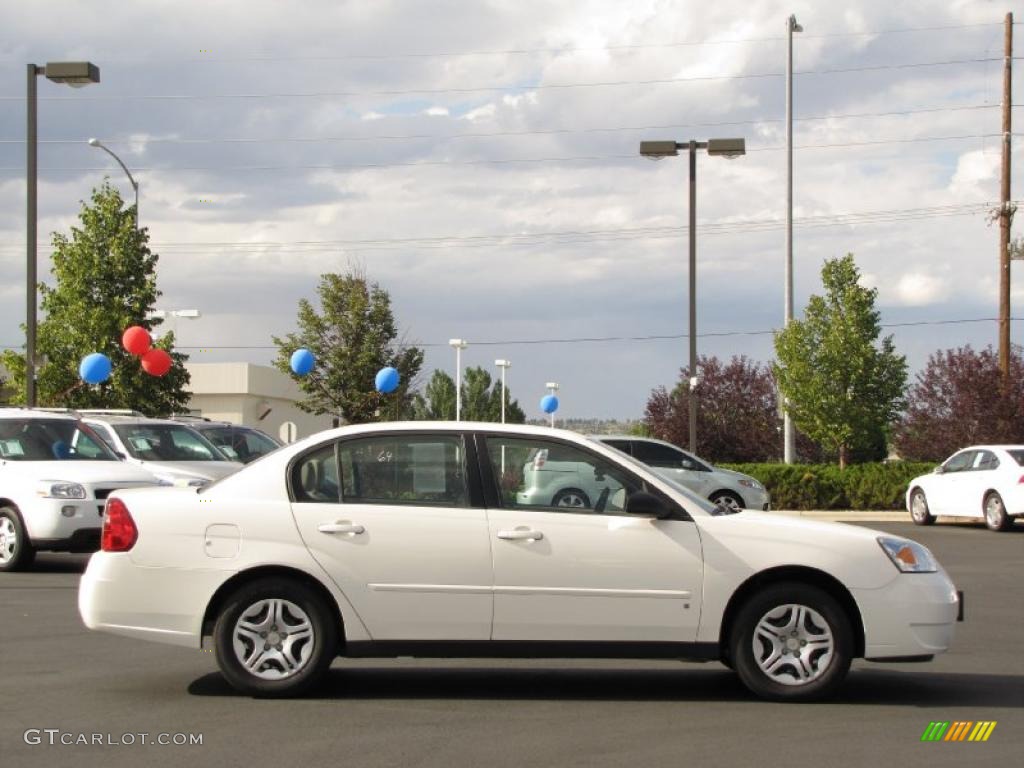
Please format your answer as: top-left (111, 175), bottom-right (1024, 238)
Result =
top-left (891, 272), bottom-right (951, 306)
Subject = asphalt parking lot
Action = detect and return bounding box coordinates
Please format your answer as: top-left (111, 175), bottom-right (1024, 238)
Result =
top-left (1, 521), bottom-right (1021, 768)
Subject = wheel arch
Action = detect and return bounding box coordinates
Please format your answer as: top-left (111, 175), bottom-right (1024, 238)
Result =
top-left (718, 565), bottom-right (866, 660)
top-left (201, 565), bottom-right (347, 653)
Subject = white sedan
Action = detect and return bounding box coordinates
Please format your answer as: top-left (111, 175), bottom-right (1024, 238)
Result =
top-left (906, 444), bottom-right (1024, 531)
top-left (80, 422), bottom-right (961, 701)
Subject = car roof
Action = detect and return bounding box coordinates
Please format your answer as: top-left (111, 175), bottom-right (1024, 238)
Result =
top-left (956, 445), bottom-right (1024, 452)
top-left (590, 434), bottom-right (688, 450)
top-left (82, 414), bottom-right (198, 426)
top-left (0, 407), bottom-right (79, 421)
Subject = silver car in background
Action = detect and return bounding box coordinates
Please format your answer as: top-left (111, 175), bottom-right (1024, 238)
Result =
top-left (592, 436), bottom-right (770, 512)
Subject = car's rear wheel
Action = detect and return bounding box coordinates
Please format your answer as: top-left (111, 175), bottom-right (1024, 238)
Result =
top-left (552, 488), bottom-right (590, 509)
top-left (909, 489), bottom-right (935, 526)
top-left (730, 583), bottom-right (853, 702)
top-left (984, 492), bottom-right (1012, 532)
top-left (0, 506), bottom-right (35, 572)
top-left (213, 577), bottom-right (337, 697)
top-left (710, 491), bottom-right (744, 514)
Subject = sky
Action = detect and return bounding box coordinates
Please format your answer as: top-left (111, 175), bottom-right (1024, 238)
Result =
top-left (0, 0), bottom-right (1022, 419)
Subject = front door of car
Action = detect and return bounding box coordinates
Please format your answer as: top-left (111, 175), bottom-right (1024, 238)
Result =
top-left (930, 450), bottom-right (976, 515)
top-left (481, 434), bottom-right (703, 643)
top-left (288, 433), bottom-right (493, 640)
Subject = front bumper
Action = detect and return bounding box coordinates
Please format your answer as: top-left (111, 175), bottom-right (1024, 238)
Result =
top-left (854, 569), bottom-right (960, 659)
top-left (21, 497), bottom-right (106, 547)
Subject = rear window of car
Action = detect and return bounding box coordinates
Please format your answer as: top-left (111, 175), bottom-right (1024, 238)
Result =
top-left (1008, 449), bottom-right (1024, 466)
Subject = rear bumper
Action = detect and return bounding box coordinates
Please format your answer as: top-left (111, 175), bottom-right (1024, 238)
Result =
top-left (78, 551), bottom-right (229, 648)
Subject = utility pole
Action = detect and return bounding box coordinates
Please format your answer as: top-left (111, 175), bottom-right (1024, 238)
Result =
top-left (999, 12), bottom-right (1013, 384)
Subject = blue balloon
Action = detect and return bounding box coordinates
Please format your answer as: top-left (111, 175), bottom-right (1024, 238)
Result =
top-left (79, 353), bottom-right (112, 384)
top-left (540, 394), bottom-right (559, 414)
top-left (375, 366), bottom-right (400, 394)
top-left (290, 348), bottom-right (315, 376)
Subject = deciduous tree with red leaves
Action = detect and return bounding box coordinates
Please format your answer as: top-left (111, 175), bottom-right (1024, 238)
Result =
top-left (644, 355), bottom-right (788, 463)
top-left (894, 344), bottom-right (1024, 461)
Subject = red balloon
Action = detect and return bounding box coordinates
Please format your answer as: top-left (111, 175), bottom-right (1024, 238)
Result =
top-left (122, 325), bottom-right (152, 356)
top-left (141, 348), bottom-right (172, 377)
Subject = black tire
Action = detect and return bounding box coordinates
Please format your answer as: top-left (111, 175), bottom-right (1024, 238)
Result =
top-left (552, 488), bottom-right (590, 509)
top-left (983, 492), bottom-right (1013, 532)
top-left (213, 577), bottom-right (338, 697)
top-left (730, 582), bottom-right (853, 702)
top-left (710, 491), bottom-right (745, 513)
top-left (0, 506), bottom-right (36, 572)
top-left (909, 488), bottom-right (935, 526)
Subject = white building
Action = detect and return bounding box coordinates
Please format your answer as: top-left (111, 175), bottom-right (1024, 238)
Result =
top-left (184, 362), bottom-right (334, 442)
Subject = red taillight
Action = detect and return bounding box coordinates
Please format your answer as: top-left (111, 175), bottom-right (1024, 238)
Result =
top-left (102, 497), bottom-right (138, 552)
top-left (1019, 475), bottom-right (1024, 485)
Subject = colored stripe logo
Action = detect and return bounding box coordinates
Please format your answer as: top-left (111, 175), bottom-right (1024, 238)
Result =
top-left (921, 721), bottom-right (997, 742)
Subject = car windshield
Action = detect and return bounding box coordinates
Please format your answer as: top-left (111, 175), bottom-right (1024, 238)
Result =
top-left (112, 423), bottom-right (227, 462)
top-left (0, 418), bottom-right (118, 461)
top-left (586, 437), bottom-right (717, 515)
top-left (1007, 449), bottom-right (1024, 466)
top-left (201, 426), bottom-right (280, 463)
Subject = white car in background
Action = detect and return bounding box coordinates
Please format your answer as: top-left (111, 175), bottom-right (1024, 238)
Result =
top-left (0, 409), bottom-right (160, 571)
top-left (81, 412), bottom-right (243, 487)
top-left (593, 436), bottom-right (770, 512)
top-left (907, 445), bottom-right (1024, 531)
top-left (80, 422), bottom-right (960, 702)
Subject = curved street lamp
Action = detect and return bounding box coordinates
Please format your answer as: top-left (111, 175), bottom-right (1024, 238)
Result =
top-left (88, 138), bottom-right (139, 230)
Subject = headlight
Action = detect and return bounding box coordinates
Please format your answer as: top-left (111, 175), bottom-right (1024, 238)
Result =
top-left (877, 536), bottom-right (938, 573)
top-left (738, 478), bottom-right (763, 490)
top-left (36, 481), bottom-right (86, 499)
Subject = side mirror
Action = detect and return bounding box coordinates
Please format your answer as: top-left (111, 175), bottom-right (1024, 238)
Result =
top-left (626, 491), bottom-right (670, 518)
top-left (933, 465), bottom-right (945, 475)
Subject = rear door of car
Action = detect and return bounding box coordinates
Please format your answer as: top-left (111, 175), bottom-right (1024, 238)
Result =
top-left (288, 431), bottom-right (493, 640)
top-left (480, 432), bottom-right (704, 643)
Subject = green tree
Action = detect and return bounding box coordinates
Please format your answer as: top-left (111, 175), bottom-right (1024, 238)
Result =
top-left (272, 270), bottom-right (423, 423)
top-left (412, 367), bottom-right (525, 422)
top-left (773, 254), bottom-right (907, 469)
top-left (0, 182), bottom-right (190, 413)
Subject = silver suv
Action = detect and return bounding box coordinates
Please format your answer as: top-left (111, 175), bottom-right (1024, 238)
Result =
top-left (80, 412), bottom-right (242, 487)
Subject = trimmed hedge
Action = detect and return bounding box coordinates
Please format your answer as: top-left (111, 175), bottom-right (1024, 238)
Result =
top-left (718, 462), bottom-right (938, 511)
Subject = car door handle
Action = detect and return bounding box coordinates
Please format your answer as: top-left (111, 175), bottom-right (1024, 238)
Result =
top-left (497, 528), bottom-right (544, 541)
top-left (318, 522), bottom-right (365, 535)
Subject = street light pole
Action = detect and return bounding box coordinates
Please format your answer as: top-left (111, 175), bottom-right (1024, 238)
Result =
top-left (449, 339), bottom-right (468, 420)
top-left (88, 138), bottom-right (139, 231)
top-left (495, 359), bottom-right (511, 423)
top-left (784, 14), bottom-right (802, 464)
top-left (639, 137), bottom-right (745, 455)
top-left (545, 382), bottom-right (560, 428)
top-left (25, 61), bottom-right (100, 407)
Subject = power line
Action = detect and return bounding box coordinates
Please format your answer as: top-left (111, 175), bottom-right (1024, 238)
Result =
top-left (0, 57), bottom-right (1000, 102)
top-left (7, 316), bottom-right (1017, 352)
top-left (0, 22), bottom-right (1000, 64)
top-left (3, 103), bottom-right (1010, 146)
top-left (2, 132), bottom-right (1018, 174)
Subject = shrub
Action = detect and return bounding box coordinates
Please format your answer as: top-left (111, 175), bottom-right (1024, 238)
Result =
top-left (718, 462), bottom-right (937, 510)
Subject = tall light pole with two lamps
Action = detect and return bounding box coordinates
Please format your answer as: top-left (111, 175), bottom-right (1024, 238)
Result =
top-left (449, 339), bottom-right (468, 420)
top-left (26, 61), bottom-right (100, 407)
top-left (638, 138), bottom-right (746, 454)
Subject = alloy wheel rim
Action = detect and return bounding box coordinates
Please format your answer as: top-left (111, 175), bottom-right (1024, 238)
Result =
top-left (0, 517), bottom-right (16, 563)
top-left (717, 496), bottom-right (742, 513)
top-left (985, 497), bottom-right (1002, 526)
top-left (752, 603), bottom-right (834, 686)
top-left (232, 598), bottom-right (315, 680)
top-left (557, 493), bottom-right (587, 508)
top-left (911, 493), bottom-right (927, 521)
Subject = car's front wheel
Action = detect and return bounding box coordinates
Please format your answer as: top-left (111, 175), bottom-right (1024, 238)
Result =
top-left (730, 583), bottom-right (853, 702)
top-left (0, 506), bottom-right (35, 572)
top-left (710, 491), bottom-right (744, 514)
top-left (213, 577), bottom-right (338, 697)
top-left (909, 489), bottom-right (935, 526)
top-left (984, 492), bottom-right (1012, 532)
